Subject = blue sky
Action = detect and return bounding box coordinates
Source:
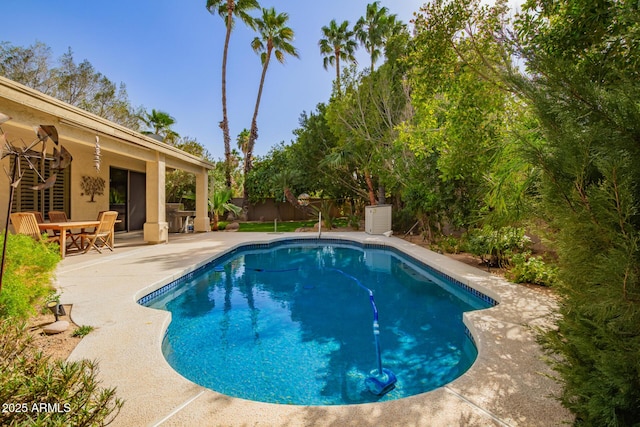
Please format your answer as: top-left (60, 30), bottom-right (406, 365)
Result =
top-left (2, 1), bottom-right (427, 160)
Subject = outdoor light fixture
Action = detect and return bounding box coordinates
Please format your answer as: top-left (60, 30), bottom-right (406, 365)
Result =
top-left (46, 301), bottom-right (66, 322)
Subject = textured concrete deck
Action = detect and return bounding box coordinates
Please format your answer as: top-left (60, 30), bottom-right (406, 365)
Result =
top-left (57, 231), bottom-right (572, 426)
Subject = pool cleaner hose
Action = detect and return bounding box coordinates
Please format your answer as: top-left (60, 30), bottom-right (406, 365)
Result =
top-left (329, 268), bottom-right (397, 396)
top-left (247, 264), bottom-right (398, 396)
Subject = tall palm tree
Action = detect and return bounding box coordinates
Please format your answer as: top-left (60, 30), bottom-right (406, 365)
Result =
top-left (244, 7), bottom-right (299, 203)
top-left (206, 0), bottom-right (259, 189)
top-left (236, 128), bottom-right (250, 158)
top-left (354, 3), bottom-right (401, 204)
top-left (354, 1), bottom-right (395, 73)
top-left (319, 19), bottom-right (358, 92)
top-left (139, 109), bottom-right (179, 144)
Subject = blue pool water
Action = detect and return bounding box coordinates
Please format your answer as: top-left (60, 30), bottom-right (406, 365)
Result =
top-left (143, 240), bottom-right (493, 405)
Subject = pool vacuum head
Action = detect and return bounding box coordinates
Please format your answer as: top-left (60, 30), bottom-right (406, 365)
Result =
top-left (365, 368), bottom-right (397, 396)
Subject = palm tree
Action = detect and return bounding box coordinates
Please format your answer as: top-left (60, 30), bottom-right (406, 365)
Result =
top-left (206, 0), bottom-right (260, 189)
top-left (354, 3), bottom-right (402, 204)
top-left (236, 128), bottom-right (250, 158)
top-left (354, 1), bottom-right (395, 73)
top-left (210, 189), bottom-right (242, 230)
top-left (244, 7), bottom-right (299, 203)
top-left (319, 19), bottom-right (358, 92)
top-left (139, 109), bottom-right (179, 144)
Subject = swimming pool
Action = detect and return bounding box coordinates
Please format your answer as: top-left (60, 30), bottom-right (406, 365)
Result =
top-left (141, 239), bottom-right (494, 405)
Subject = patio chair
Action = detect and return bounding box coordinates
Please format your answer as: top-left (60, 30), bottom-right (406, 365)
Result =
top-left (10, 212), bottom-right (59, 244)
top-left (77, 210), bottom-right (106, 235)
top-left (48, 210), bottom-right (83, 251)
top-left (79, 211), bottom-right (118, 254)
top-left (22, 211), bottom-right (53, 236)
top-left (23, 211), bottom-right (45, 223)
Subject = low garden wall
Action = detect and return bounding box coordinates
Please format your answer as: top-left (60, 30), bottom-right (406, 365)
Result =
top-left (231, 198), bottom-right (342, 222)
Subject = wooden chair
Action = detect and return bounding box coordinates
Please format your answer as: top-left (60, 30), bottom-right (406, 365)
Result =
top-left (48, 210), bottom-right (83, 251)
top-left (10, 212), bottom-right (59, 244)
top-left (77, 210), bottom-right (106, 235)
top-left (22, 211), bottom-right (54, 236)
top-left (80, 211), bottom-right (118, 254)
top-left (23, 211), bottom-right (45, 223)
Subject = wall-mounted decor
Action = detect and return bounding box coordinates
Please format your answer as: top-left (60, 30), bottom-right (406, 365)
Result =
top-left (94, 136), bottom-right (101, 172)
top-left (1, 116), bottom-right (73, 292)
top-left (80, 176), bottom-right (105, 202)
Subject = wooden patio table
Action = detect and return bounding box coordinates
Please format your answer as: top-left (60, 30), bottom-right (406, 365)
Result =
top-left (38, 220), bottom-right (115, 258)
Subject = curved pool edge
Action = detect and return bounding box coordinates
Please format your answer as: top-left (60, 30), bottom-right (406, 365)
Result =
top-left (135, 235), bottom-right (500, 308)
top-left (57, 232), bottom-right (572, 426)
top-left (138, 236), bottom-right (494, 405)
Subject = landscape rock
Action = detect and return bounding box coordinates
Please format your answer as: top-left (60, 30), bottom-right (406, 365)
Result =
top-left (225, 222), bottom-right (240, 231)
top-left (43, 320), bottom-right (70, 335)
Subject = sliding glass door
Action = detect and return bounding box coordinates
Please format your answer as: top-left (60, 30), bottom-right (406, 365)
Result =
top-left (109, 167), bottom-right (146, 232)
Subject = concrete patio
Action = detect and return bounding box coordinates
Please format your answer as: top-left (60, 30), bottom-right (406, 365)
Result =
top-left (57, 231), bottom-right (572, 426)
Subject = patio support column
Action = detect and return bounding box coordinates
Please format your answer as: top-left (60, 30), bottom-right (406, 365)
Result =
top-left (193, 167), bottom-right (210, 232)
top-left (143, 153), bottom-right (169, 243)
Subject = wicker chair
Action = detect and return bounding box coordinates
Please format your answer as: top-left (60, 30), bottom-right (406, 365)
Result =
top-left (48, 210), bottom-right (83, 251)
top-left (79, 211), bottom-right (118, 254)
top-left (10, 212), bottom-right (59, 244)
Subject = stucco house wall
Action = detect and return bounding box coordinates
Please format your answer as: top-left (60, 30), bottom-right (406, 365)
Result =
top-left (0, 76), bottom-right (214, 242)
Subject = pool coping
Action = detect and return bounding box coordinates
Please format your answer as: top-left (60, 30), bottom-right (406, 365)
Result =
top-left (56, 232), bottom-right (572, 426)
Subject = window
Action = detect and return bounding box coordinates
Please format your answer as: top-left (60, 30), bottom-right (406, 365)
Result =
top-left (10, 156), bottom-right (70, 218)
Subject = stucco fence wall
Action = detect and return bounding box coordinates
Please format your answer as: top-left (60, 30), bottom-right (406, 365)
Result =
top-left (231, 198), bottom-right (343, 222)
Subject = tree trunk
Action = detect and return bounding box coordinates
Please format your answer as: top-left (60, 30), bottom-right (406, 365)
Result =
top-left (212, 212), bottom-right (219, 231)
top-left (378, 185), bottom-right (386, 204)
top-left (335, 47), bottom-right (341, 93)
top-left (365, 172), bottom-right (377, 206)
top-left (283, 187), bottom-right (308, 212)
top-left (243, 46), bottom-right (272, 209)
top-left (221, 3), bottom-right (234, 189)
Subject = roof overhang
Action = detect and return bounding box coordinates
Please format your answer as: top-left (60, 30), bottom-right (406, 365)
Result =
top-left (0, 75), bottom-right (215, 174)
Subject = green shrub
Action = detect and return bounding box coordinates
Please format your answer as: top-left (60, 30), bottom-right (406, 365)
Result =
top-left (0, 232), bottom-right (61, 319)
top-left (347, 214), bottom-right (360, 230)
top-left (317, 200), bottom-right (334, 229)
top-left (465, 226), bottom-right (530, 267)
top-left (72, 325), bottom-right (94, 337)
top-left (0, 319), bottom-right (123, 426)
top-left (506, 252), bottom-right (557, 286)
top-left (392, 208), bottom-right (416, 233)
top-left (436, 236), bottom-right (461, 254)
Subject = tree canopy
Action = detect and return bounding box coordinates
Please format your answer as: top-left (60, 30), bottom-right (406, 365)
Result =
top-left (319, 19), bottom-right (358, 90)
top-left (248, 3), bottom-right (640, 422)
top-left (0, 41), bottom-right (142, 130)
top-left (509, 0), bottom-right (640, 423)
top-left (4, 2), bottom-right (640, 422)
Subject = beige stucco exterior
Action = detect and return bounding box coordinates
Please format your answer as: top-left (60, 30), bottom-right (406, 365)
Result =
top-left (0, 76), bottom-right (214, 243)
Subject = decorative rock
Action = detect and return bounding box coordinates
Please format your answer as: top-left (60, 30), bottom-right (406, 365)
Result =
top-left (225, 222), bottom-right (240, 231)
top-left (312, 223), bottom-right (330, 232)
top-left (43, 320), bottom-right (70, 335)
